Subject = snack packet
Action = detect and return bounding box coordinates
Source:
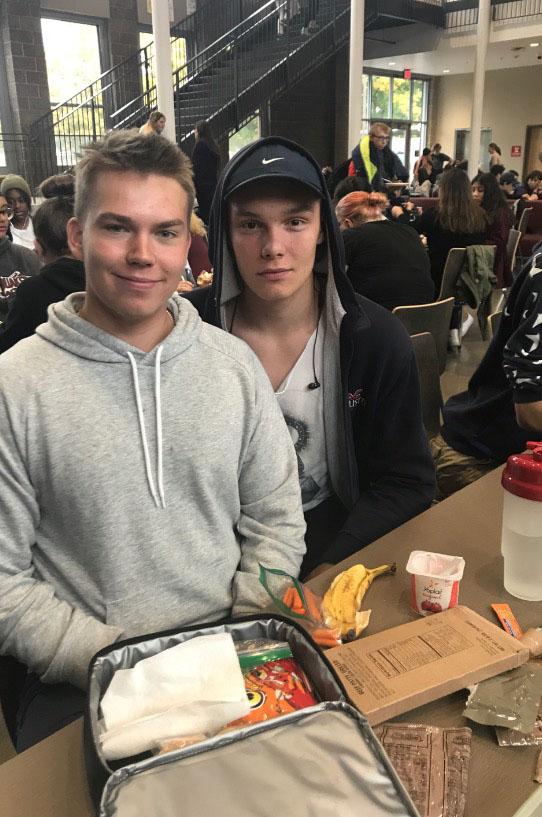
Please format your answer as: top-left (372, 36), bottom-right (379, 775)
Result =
top-left (258, 565), bottom-right (342, 648)
top-left (227, 641), bottom-right (317, 727)
top-left (373, 723), bottom-right (472, 817)
top-left (154, 640), bottom-right (317, 754)
top-left (463, 665), bottom-right (542, 733)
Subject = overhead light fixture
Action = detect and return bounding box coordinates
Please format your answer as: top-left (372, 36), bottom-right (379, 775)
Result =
top-left (443, 68), bottom-right (450, 73)
top-left (530, 42), bottom-right (540, 47)
top-left (388, 61), bottom-right (396, 66)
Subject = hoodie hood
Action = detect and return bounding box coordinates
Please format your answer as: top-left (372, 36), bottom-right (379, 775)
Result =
top-left (37, 292), bottom-right (201, 364)
top-left (36, 292), bottom-right (202, 509)
top-left (40, 256), bottom-right (85, 295)
top-left (206, 136), bottom-right (362, 326)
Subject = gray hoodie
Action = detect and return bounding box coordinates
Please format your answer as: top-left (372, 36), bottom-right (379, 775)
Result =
top-left (0, 293), bottom-right (305, 688)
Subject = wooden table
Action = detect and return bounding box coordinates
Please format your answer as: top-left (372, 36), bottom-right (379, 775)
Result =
top-left (0, 468), bottom-right (540, 817)
top-left (308, 467), bottom-right (542, 817)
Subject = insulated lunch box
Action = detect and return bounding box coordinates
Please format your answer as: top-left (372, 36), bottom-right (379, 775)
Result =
top-left (84, 614), bottom-right (420, 817)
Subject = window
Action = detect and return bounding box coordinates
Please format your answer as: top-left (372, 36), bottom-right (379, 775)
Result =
top-left (370, 76), bottom-right (391, 119)
top-left (41, 17), bottom-right (104, 168)
top-left (139, 31), bottom-right (188, 97)
top-left (455, 128), bottom-right (492, 170)
top-left (229, 114), bottom-right (260, 159)
top-left (42, 18), bottom-right (102, 108)
top-left (362, 72), bottom-right (429, 174)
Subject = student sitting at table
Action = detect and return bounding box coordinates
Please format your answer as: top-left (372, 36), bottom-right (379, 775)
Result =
top-left (432, 248), bottom-right (542, 498)
top-left (0, 130), bottom-right (306, 751)
top-left (335, 190), bottom-right (434, 311)
top-left (185, 136), bottom-right (436, 580)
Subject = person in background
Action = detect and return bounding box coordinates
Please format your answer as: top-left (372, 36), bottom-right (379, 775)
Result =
top-left (139, 110), bottom-right (166, 136)
top-left (500, 171), bottom-right (522, 200)
top-left (432, 249), bottom-right (542, 498)
top-left (430, 143), bottom-right (451, 181)
top-left (471, 172), bottom-right (513, 287)
top-left (0, 174), bottom-right (35, 251)
top-left (488, 142), bottom-right (502, 169)
top-left (0, 130), bottom-right (306, 751)
top-left (348, 122), bottom-right (400, 193)
top-left (332, 175), bottom-right (371, 206)
top-left (176, 212), bottom-right (213, 293)
top-left (186, 136), bottom-right (436, 579)
top-left (489, 163), bottom-right (505, 182)
top-left (393, 167), bottom-right (488, 296)
top-left (521, 171), bottom-right (542, 202)
top-left (0, 174), bottom-right (84, 353)
top-left (411, 148), bottom-right (433, 196)
top-left (0, 192), bottom-right (40, 320)
top-left (335, 190), bottom-right (433, 311)
top-left (192, 120), bottom-right (221, 225)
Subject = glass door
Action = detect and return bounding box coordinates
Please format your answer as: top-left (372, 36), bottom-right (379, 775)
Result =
top-left (390, 123), bottom-right (410, 173)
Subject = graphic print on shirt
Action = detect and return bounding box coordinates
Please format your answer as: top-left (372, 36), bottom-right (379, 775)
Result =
top-left (504, 258), bottom-right (542, 389)
top-left (283, 414), bottom-right (321, 505)
top-left (275, 318), bottom-right (332, 513)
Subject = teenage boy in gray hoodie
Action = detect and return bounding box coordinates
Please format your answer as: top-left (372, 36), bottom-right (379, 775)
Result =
top-left (0, 130), bottom-right (306, 750)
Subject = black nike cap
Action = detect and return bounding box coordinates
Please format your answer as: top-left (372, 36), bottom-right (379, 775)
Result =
top-left (224, 140), bottom-right (324, 199)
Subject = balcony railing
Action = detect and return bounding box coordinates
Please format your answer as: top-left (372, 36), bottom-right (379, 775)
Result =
top-left (445, 0), bottom-right (542, 28)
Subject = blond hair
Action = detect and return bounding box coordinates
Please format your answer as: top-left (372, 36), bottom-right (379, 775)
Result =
top-left (74, 129), bottom-right (194, 223)
top-left (369, 122), bottom-right (391, 137)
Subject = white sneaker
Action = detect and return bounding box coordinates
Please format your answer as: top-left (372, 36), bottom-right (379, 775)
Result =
top-left (461, 313), bottom-right (474, 338)
top-left (449, 329), bottom-right (461, 348)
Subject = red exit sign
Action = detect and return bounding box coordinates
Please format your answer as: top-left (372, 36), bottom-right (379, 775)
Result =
top-left (403, 68), bottom-right (412, 80)
top-left (511, 145), bottom-right (522, 157)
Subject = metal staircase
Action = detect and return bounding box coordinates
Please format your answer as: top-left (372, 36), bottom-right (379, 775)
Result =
top-left (26, 0), bottom-right (445, 187)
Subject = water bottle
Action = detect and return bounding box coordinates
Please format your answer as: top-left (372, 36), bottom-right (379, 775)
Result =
top-left (501, 442), bottom-right (542, 601)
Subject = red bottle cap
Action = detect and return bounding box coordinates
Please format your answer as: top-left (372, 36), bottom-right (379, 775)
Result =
top-left (502, 442), bottom-right (542, 501)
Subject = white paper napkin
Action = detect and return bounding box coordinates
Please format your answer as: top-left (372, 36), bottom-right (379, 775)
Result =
top-left (99, 633), bottom-right (250, 759)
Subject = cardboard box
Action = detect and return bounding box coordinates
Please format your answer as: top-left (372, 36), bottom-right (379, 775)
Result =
top-left (327, 605), bottom-right (529, 725)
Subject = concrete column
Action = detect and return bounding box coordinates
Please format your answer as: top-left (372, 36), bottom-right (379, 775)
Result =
top-left (150, 0), bottom-right (176, 142)
top-left (347, 0), bottom-right (365, 153)
top-left (468, 0), bottom-right (491, 177)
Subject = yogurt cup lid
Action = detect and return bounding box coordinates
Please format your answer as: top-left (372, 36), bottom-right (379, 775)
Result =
top-left (406, 550), bottom-right (465, 581)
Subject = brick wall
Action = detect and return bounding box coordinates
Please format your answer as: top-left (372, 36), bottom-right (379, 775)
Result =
top-left (0, 0), bottom-right (54, 182)
top-left (0, 0), bottom-right (52, 133)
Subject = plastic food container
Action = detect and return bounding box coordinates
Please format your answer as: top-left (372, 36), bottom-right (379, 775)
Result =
top-left (406, 551), bottom-right (465, 616)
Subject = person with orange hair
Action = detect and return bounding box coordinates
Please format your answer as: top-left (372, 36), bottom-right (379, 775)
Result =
top-left (335, 191), bottom-right (433, 311)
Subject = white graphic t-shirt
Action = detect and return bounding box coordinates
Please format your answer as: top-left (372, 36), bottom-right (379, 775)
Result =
top-left (275, 319), bottom-right (331, 512)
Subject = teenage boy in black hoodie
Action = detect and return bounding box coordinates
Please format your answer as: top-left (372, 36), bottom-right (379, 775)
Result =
top-left (186, 137), bottom-right (436, 578)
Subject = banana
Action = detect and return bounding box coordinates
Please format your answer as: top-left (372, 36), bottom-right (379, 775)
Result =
top-left (322, 562), bottom-right (396, 639)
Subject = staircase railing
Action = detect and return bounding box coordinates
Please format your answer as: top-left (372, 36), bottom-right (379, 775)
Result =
top-left (26, 0), bottom-right (257, 184)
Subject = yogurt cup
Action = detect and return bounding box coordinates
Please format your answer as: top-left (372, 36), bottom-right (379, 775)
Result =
top-left (406, 551), bottom-right (465, 616)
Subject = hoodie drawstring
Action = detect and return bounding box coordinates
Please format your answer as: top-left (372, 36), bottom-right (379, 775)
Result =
top-left (127, 347), bottom-right (166, 509)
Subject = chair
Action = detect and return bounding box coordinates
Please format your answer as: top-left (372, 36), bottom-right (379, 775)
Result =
top-left (393, 297), bottom-right (455, 375)
top-left (517, 206), bottom-right (533, 238)
top-left (487, 310), bottom-right (502, 338)
top-left (409, 332), bottom-right (443, 441)
top-left (506, 228), bottom-right (521, 278)
top-left (437, 248), bottom-right (466, 301)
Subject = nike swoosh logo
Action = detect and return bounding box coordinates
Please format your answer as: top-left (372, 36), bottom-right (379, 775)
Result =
top-left (262, 158), bottom-right (283, 164)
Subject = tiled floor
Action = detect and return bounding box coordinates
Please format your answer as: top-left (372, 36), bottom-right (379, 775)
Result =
top-left (0, 312), bottom-right (491, 764)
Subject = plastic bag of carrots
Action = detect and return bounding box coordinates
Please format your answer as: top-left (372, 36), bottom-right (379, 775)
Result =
top-left (259, 565), bottom-right (342, 649)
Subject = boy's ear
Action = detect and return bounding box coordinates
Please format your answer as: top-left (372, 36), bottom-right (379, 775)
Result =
top-left (67, 217), bottom-right (84, 261)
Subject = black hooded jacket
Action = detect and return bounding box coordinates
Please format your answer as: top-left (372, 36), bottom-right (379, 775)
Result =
top-left (186, 137), bottom-right (435, 570)
top-left (0, 256), bottom-right (85, 353)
